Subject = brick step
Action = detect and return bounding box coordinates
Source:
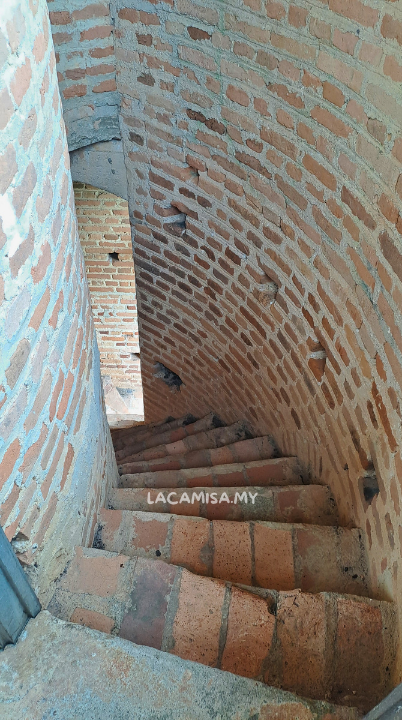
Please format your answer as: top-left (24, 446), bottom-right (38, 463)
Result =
top-left (119, 421), bottom-right (253, 465)
top-left (96, 509), bottom-right (369, 596)
top-left (118, 435), bottom-right (277, 475)
top-left (115, 412), bottom-right (224, 462)
top-left (108, 485), bottom-right (339, 525)
top-left (119, 457), bottom-right (302, 489)
top-left (50, 548), bottom-right (393, 714)
top-left (112, 413), bottom-right (196, 451)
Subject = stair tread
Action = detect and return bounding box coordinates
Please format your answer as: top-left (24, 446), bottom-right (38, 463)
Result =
top-left (119, 421), bottom-right (252, 464)
top-left (115, 412), bottom-right (225, 461)
top-left (74, 410), bottom-right (395, 716)
top-left (96, 508), bottom-right (370, 597)
top-left (112, 413), bottom-right (197, 449)
top-left (109, 484), bottom-right (339, 525)
top-left (52, 547), bottom-right (391, 607)
top-left (99, 506), bottom-right (356, 533)
top-left (49, 547), bottom-right (393, 714)
top-left (118, 434), bottom-right (277, 474)
top-left (119, 456), bottom-right (303, 488)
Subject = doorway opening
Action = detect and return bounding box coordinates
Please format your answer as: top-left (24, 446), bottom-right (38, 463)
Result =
top-left (73, 182), bottom-right (144, 426)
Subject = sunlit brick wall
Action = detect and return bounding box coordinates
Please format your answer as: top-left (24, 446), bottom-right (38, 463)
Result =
top-left (0, 0), bottom-right (117, 602)
top-left (74, 182), bottom-right (141, 390)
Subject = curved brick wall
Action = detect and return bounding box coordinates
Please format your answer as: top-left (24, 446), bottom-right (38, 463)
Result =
top-left (0, 0), bottom-right (117, 602)
top-left (112, 0), bottom-right (402, 672)
top-left (47, 0), bottom-right (119, 150)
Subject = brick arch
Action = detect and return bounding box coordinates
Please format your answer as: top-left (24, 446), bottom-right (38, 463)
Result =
top-left (73, 181), bottom-right (143, 417)
top-left (47, 0), bottom-right (120, 150)
top-left (109, 0), bottom-right (402, 661)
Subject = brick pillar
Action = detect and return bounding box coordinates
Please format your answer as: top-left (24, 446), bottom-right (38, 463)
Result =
top-left (0, 0), bottom-right (118, 603)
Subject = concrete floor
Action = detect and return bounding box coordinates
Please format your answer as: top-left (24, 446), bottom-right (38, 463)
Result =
top-left (0, 611), bottom-right (360, 720)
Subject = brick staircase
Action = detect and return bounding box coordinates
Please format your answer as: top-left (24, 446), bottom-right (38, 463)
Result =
top-left (49, 413), bottom-right (397, 718)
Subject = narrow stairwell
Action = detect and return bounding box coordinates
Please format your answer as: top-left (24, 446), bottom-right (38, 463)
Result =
top-left (48, 413), bottom-right (397, 718)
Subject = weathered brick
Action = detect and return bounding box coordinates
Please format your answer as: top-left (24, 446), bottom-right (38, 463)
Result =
top-left (0, 144), bottom-right (18, 194)
top-left (10, 58), bottom-right (32, 105)
top-left (226, 85), bottom-right (250, 107)
top-left (13, 162), bottom-right (37, 217)
top-left (330, 0), bottom-right (378, 27)
top-left (303, 154), bottom-right (336, 190)
top-left (5, 339), bottom-right (30, 389)
top-left (0, 439), bottom-right (21, 492)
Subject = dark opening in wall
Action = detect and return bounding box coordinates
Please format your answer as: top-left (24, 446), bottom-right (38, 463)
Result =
top-left (154, 362), bottom-right (183, 392)
top-left (163, 216), bottom-right (187, 238)
top-left (108, 251), bottom-right (119, 262)
top-left (359, 470), bottom-right (380, 507)
top-left (253, 274), bottom-right (278, 307)
top-left (307, 340), bottom-right (327, 382)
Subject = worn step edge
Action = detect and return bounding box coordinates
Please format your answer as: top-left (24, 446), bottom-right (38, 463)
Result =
top-left (112, 413), bottom-right (197, 450)
top-left (108, 485), bottom-right (339, 525)
top-left (95, 509), bottom-right (370, 597)
top-left (120, 421), bottom-right (253, 465)
top-left (119, 457), bottom-right (304, 489)
top-left (118, 435), bottom-right (278, 475)
top-left (49, 549), bottom-right (393, 714)
top-left (115, 412), bottom-right (225, 461)
top-left (111, 415), bottom-right (176, 445)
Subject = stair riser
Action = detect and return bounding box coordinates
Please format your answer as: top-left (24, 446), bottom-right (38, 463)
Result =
top-left (98, 509), bottom-right (369, 597)
top-left (112, 414), bottom-right (196, 451)
top-left (109, 486), bottom-right (338, 525)
top-left (119, 457), bottom-right (302, 489)
top-left (115, 413), bottom-right (223, 461)
top-left (118, 436), bottom-right (277, 475)
top-left (53, 550), bottom-right (392, 714)
top-left (119, 422), bottom-right (251, 464)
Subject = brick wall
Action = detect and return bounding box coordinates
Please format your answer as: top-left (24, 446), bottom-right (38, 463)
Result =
top-left (0, 0), bottom-right (117, 603)
top-left (47, 0), bottom-right (119, 150)
top-left (74, 182), bottom-right (141, 390)
top-left (110, 0), bottom-right (402, 677)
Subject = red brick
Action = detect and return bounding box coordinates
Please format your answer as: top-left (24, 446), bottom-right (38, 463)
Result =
top-left (72, 4), bottom-right (109, 21)
top-left (29, 288), bottom-right (50, 330)
top-left (254, 525), bottom-right (295, 589)
top-left (172, 571), bottom-right (225, 666)
top-left (70, 608), bottom-right (114, 634)
top-left (80, 25), bottom-right (113, 41)
top-left (303, 154), bottom-right (336, 190)
top-left (381, 14), bottom-right (402, 45)
top-left (330, 0), bottom-right (378, 27)
top-left (0, 439), bottom-right (21, 492)
top-left (274, 590), bottom-right (327, 697)
top-left (213, 520), bottom-right (252, 584)
top-left (170, 517), bottom-right (210, 574)
top-left (10, 59), bottom-right (32, 105)
top-left (61, 547), bottom-right (129, 597)
top-left (222, 587), bottom-right (275, 676)
top-left (226, 85), bottom-right (250, 107)
top-left (311, 106), bottom-right (352, 138)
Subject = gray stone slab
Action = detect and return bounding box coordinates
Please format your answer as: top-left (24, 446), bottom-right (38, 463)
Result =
top-left (70, 139), bottom-right (128, 200)
top-left (364, 684), bottom-right (402, 719)
top-left (0, 611), bottom-right (361, 719)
